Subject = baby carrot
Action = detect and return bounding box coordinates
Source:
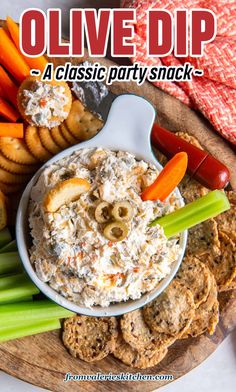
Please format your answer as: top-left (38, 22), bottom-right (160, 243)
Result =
top-left (0, 66), bottom-right (18, 108)
top-left (141, 152), bottom-right (188, 202)
top-left (6, 16), bottom-right (48, 73)
top-left (0, 98), bottom-right (20, 122)
top-left (0, 28), bottom-right (30, 83)
top-left (0, 123), bottom-right (24, 138)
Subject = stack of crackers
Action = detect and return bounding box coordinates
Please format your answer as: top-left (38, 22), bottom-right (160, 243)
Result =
top-left (62, 132), bottom-right (236, 369)
top-left (0, 99), bottom-right (103, 195)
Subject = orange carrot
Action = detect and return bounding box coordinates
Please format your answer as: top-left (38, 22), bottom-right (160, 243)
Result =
top-left (141, 152), bottom-right (188, 202)
top-left (6, 16), bottom-right (48, 73)
top-left (0, 28), bottom-right (30, 83)
top-left (0, 123), bottom-right (24, 138)
top-left (0, 98), bottom-right (19, 122)
top-left (0, 66), bottom-right (18, 107)
top-left (0, 84), bottom-right (6, 99)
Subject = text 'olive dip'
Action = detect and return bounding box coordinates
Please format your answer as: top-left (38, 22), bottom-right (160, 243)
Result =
top-left (29, 148), bottom-right (182, 308)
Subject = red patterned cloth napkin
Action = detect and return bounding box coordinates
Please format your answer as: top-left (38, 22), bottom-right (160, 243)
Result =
top-left (121, 0), bottom-right (236, 145)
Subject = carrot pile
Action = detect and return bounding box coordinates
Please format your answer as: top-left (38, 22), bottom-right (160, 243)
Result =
top-left (0, 16), bottom-right (48, 139)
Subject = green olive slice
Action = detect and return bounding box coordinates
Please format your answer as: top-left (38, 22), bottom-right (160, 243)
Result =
top-left (111, 201), bottom-right (133, 222)
top-left (95, 201), bottom-right (111, 223)
top-left (103, 222), bottom-right (129, 242)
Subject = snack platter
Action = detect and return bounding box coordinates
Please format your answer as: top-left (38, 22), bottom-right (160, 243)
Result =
top-left (0, 19), bottom-right (236, 392)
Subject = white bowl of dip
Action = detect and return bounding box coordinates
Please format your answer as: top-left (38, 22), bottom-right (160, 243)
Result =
top-left (16, 94), bottom-right (187, 317)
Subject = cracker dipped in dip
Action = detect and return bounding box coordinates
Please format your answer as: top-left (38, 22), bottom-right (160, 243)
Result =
top-left (17, 76), bottom-right (72, 128)
top-left (29, 148), bottom-right (182, 308)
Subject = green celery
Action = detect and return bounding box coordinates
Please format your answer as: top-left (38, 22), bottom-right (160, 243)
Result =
top-left (0, 318), bottom-right (61, 342)
top-left (0, 296), bottom-right (33, 305)
top-left (0, 299), bottom-right (75, 323)
top-left (0, 240), bottom-right (17, 253)
top-left (0, 275), bottom-right (40, 303)
top-left (0, 252), bottom-right (22, 275)
top-left (150, 190), bottom-right (230, 238)
top-left (0, 228), bottom-right (12, 248)
top-left (0, 273), bottom-right (28, 290)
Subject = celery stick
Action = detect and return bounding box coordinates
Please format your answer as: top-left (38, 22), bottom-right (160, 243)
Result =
top-left (0, 316), bottom-right (52, 331)
top-left (0, 296), bottom-right (33, 305)
top-left (0, 273), bottom-right (28, 290)
top-left (0, 278), bottom-right (40, 303)
top-left (0, 252), bottom-right (22, 275)
top-left (150, 190), bottom-right (230, 238)
top-left (0, 228), bottom-right (12, 248)
top-left (0, 240), bottom-right (17, 253)
top-left (0, 300), bottom-right (75, 323)
top-left (0, 319), bottom-right (61, 342)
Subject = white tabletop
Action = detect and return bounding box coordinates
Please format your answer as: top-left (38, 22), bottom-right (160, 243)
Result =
top-left (0, 1), bottom-right (235, 391)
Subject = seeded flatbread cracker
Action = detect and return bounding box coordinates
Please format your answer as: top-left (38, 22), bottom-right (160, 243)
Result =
top-left (219, 278), bottom-right (236, 292)
top-left (63, 316), bottom-right (118, 362)
top-left (175, 131), bottom-right (204, 150)
top-left (214, 191), bottom-right (236, 242)
top-left (39, 127), bottom-right (62, 155)
top-left (43, 178), bottom-right (91, 212)
top-left (203, 231), bottom-right (236, 287)
top-left (0, 167), bottom-right (32, 185)
top-left (153, 147), bottom-right (168, 167)
top-left (176, 256), bottom-right (212, 307)
top-left (183, 273), bottom-right (219, 337)
top-left (60, 123), bottom-right (79, 145)
top-left (120, 310), bottom-right (177, 353)
top-left (179, 175), bottom-right (209, 203)
top-left (25, 126), bottom-right (53, 162)
top-left (0, 137), bottom-right (39, 165)
top-left (0, 152), bottom-right (39, 174)
top-left (186, 219), bottom-right (221, 257)
top-left (113, 334), bottom-right (168, 369)
top-left (51, 126), bottom-right (70, 149)
top-left (0, 181), bottom-right (24, 194)
top-left (143, 281), bottom-right (195, 336)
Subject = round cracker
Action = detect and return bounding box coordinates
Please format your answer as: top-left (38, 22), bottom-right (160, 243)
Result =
top-left (25, 126), bottom-right (53, 162)
top-left (0, 167), bottom-right (31, 184)
top-left (39, 127), bottom-right (62, 155)
top-left (63, 315), bottom-right (118, 362)
top-left (143, 281), bottom-right (195, 336)
top-left (0, 152), bottom-right (39, 174)
top-left (183, 273), bottom-right (219, 337)
top-left (17, 76), bottom-right (72, 128)
top-left (51, 126), bottom-right (70, 149)
top-left (65, 99), bottom-right (85, 138)
top-left (0, 137), bottom-right (39, 165)
top-left (121, 309), bottom-right (177, 353)
top-left (113, 334), bottom-right (168, 369)
top-left (0, 181), bottom-right (24, 194)
top-left (60, 123), bottom-right (79, 145)
top-left (203, 231), bottom-right (236, 287)
top-left (77, 111), bottom-right (103, 141)
top-left (176, 256), bottom-right (212, 307)
top-left (186, 219), bottom-right (221, 258)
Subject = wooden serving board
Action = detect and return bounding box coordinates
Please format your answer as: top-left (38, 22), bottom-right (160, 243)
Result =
top-left (0, 22), bottom-right (236, 390)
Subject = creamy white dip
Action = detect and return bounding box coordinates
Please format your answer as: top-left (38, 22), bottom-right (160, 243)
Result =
top-left (29, 148), bottom-right (182, 307)
top-left (22, 80), bottom-right (69, 128)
